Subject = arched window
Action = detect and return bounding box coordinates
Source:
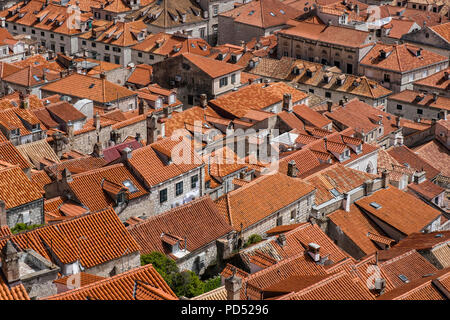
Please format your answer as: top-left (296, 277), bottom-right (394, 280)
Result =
top-left (366, 162), bottom-right (374, 174)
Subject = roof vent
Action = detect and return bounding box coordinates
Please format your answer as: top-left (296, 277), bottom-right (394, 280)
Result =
top-left (434, 234), bottom-right (443, 238)
top-left (369, 202), bottom-right (382, 209)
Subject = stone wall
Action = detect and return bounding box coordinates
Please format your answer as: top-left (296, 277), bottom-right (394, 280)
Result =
top-left (6, 199), bottom-right (44, 229)
top-left (84, 251), bottom-right (141, 278)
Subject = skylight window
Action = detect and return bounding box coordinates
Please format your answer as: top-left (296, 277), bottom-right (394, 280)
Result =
top-left (330, 189), bottom-right (341, 198)
top-left (33, 75), bottom-right (40, 81)
top-left (398, 274), bottom-right (409, 283)
top-left (270, 12), bottom-right (275, 16)
top-left (123, 180), bottom-right (138, 193)
top-left (248, 10), bottom-right (255, 15)
top-left (280, 9), bottom-right (285, 14)
top-left (89, 83), bottom-right (95, 89)
top-left (370, 202), bottom-right (382, 209)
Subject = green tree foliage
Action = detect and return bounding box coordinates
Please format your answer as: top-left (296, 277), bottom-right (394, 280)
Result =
top-left (141, 252), bottom-right (222, 298)
top-left (244, 234), bottom-right (263, 248)
top-left (11, 223), bottom-right (43, 234)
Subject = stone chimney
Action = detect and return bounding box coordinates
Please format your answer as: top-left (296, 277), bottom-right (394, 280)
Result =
top-left (199, 93), bottom-right (208, 109)
top-left (0, 200), bottom-right (6, 227)
top-left (66, 120), bottom-right (74, 139)
top-left (1, 241), bottom-right (20, 284)
top-left (94, 112), bottom-right (101, 131)
top-left (327, 100), bottom-right (333, 112)
top-left (277, 233), bottom-right (286, 247)
top-left (381, 170), bottom-right (389, 188)
top-left (62, 168), bottom-right (73, 183)
top-left (374, 278), bottom-right (386, 295)
top-left (93, 142), bottom-right (103, 158)
top-left (283, 93), bottom-right (293, 112)
top-left (395, 115), bottom-right (401, 128)
top-left (413, 171), bottom-right (426, 184)
top-left (307, 243), bottom-right (321, 262)
top-left (287, 160), bottom-right (298, 177)
top-left (120, 147), bottom-right (132, 161)
top-left (363, 179), bottom-right (374, 195)
top-left (138, 99), bottom-right (149, 115)
top-left (342, 193), bottom-right (351, 212)
top-left (225, 268), bottom-right (242, 300)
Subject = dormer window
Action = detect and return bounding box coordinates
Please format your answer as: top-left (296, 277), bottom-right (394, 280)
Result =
top-left (123, 180), bottom-right (138, 193)
top-left (10, 128), bottom-right (20, 136)
top-left (32, 123), bottom-right (40, 132)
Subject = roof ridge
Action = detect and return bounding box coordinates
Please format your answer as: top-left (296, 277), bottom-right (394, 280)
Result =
top-left (70, 163), bottom-right (125, 178)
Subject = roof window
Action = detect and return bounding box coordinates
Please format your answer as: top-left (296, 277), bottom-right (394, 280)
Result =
top-left (248, 10), bottom-right (255, 15)
top-left (369, 202), bottom-right (382, 209)
top-left (330, 189), bottom-right (341, 197)
top-left (123, 180), bottom-right (138, 193)
top-left (398, 274), bottom-right (409, 283)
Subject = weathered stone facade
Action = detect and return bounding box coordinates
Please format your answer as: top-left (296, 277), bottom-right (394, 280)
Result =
top-left (5, 199), bottom-right (44, 229)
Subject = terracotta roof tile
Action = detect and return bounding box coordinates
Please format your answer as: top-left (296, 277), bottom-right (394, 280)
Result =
top-left (220, 0), bottom-right (301, 28)
top-left (41, 74), bottom-right (137, 104)
top-left (45, 264), bottom-right (176, 300)
top-left (0, 165), bottom-right (42, 209)
top-left (53, 272), bottom-right (105, 288)
top-left (408, 180), bottom-right (445, 201)
top-left (128, 136), bottom-right (203, 187)
top-left (16, 139), bottom-right (61, 168)
top-left (1, 208), bottom-right (141, 269)
top-left (181, 53), bottom-right (243, 79)
top-left (394, 231), bottom-right (450, 251)
top-left (355, 186), bottom-right (441, 235)
top-left (215, 173), bottom-right (315, 231)
top-left (67, 163), bottom-right (147, 212)
top-left (0, 279), bottom-right (30, 300)
top-left (0, 141), bottom-right (31, 170)
top-left (128, 196), bottom-right (232, 256)
top-left (387, 145), bottom-right (441, 180)
top-left (414, 139), bottom-right (450, 177)
top-left (389, 89), bottom-right (450, 111)
top-left (360, 43), bottom-right (448, 73)
top-left (414, 67), bottom-right (450, 92)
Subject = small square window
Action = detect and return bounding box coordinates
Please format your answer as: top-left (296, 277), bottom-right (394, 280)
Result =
top-left (191, 175), bottom-right (198, 189)
top-left (417, 109), bottom-right (423, 114)
top-left (396, 104), bottom-right (402, 110)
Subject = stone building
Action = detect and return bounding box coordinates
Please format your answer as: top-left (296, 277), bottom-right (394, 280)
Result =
top-left (124, 136), bottom-right (206, 216)
top-left (359, 43), bottom-right (449, 93)
top-left (40, 73), bottom-right (138, 111)
top-left (0, 208), bottom-right (142, 279)
top-left (218, 0), bottom-right (301, 45)
top-left (78, 20), bottom-right (148, 66)
top-left (127, 196), bottom-right (234, 275)
top-left (0, 1), bottom-right (92, 55)
top-left (0, 240), bottom-right (60, 300)
top-left (277, 21), bottom-right (376, 75)
top-left (387, 90), bottom-right (449, 121)
top-left (0, 164), bottom-right (44, 229)
top-left (413, 67), bottom-right (450, 98)
top-left (125, 0), bottom-right (210, 40)
top-left (131, 32), bottom-right (212, 66)
top-left (151, 52), bottom-right (244, 106)
top-left (249, 56), bottom-right (392, 109)
top-left (401, 21), bottom-right (450, 56)
top-left (214, 172), bottom-right (316, 246)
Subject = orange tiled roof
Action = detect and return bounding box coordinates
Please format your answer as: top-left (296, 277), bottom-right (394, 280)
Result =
top-left (128, 196), bottom-right (233, 257)
top-left (53, 272), bottom-right (105, 288)
top-left (394, 231), bottom-right (450, 251)
top-left (41, 73), bottom-right (137, 104)
top-left (128, 136), bottom-right (203, 187)
top-left (305, 164), bottom-right (376, 206)
top-left (360, 43), bottom-right (448, 73)
top-left (214, 172), bottom-right (315, 231)
top-left (414, 139), bottom-right (450, 177)
top-left (408, 180), bottom-right (445, 201)
top-left (210, 82), bottom-right (308, 118)
top-left (355, 186), bottom-right (441, 236)
top-left (387, 145), bottom-right (441, 180)
top-left (67, 163), bottom-right (147, 212)
top-left (181, 53), bottom-right (243, 79)
top-left (279, 21), bottom-right (372, 48)
top-left (127, 64), bottom-right (152, 86)
top-left (378, 267), bottom-right (450, 300)
top-left (414, 67), bottom-right (450, 91)
top-left (389, 90), bottom-right (450, 111)
top-left (0, 165), bottom-right (42, 209)
top-left (0, 141), bottom-right (31, 171)
top-left (132, 33), bottom-right (212, 57)
top-left (0, 207), bottom-right (141, 269)
top-left (45, 264), bottom-right (177, 300)
top-left (429, 22), bottom-right (450, 43)
top-left (0, 278), bottom-right (30, 300)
